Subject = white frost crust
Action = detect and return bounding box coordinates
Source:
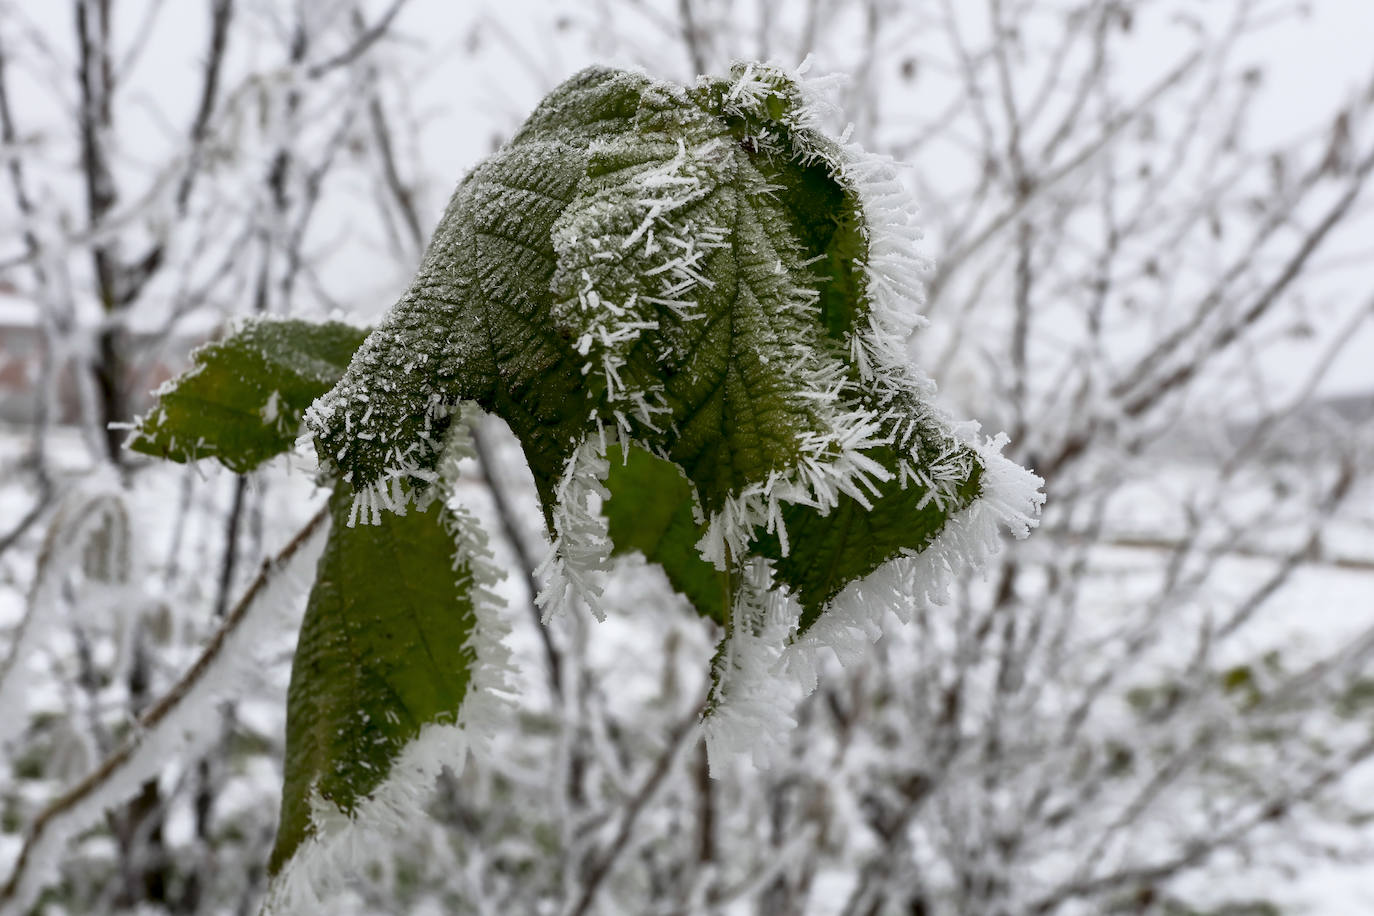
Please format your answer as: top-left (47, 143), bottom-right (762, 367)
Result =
top-left (0, 485), bottom-right (129, 751)
top-left (701, 561), bottom-right (804, 776)
top-left (779, 432), bottom-right (1045, 695)
top-left (439, 500), bottom-right (517, 761)
top-left (552, 136), bottom-right (726, 435)
top-left (0, 518), bottom-right (329, 916)
top-left (303, 388), bottom-right (451, 528)
top-left (534, 431), bottom-right (614, 623)
top-left (260, 723), bottom-right (469, 916)
top-left (695, 408), bottom-right (892, 569)
top-left (265, 408), bottom-right (517, 912)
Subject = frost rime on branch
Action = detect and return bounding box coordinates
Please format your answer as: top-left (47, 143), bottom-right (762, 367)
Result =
top-left (0, 509), bottom-right (331, 916)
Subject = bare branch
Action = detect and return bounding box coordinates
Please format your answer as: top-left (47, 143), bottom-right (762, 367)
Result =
top-left (0, 506), bottom-right (330, 912)
top-left (304, 0), bottom-right (407, 80)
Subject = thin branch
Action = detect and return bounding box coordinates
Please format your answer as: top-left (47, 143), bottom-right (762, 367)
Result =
top-left (1029, 733), bottom-right (1374, 913)
top-left (212, 475), bottom-right (248, 618)
top-left (1214, 460), bottom-right (1356, 638)
top-left (304, 0), bottom-right (407, 80)
top-left (174, 0), bottom-right (235, 213)
top-left (0, 30), bottom-right (46, 283)
top-left (566, 697), bottom-right (708, 916)
top-left (676, 0), bottom-right (707, 77)
top-left (470, 423), bottom-right (563, 701)
top-left (1118, 140), bottom-right (1374, 419)
top-left (0, 474), bottom-right (52, 557)
top-left (0, 507), bottom-right (330, 912)
top-left (926, 48), bottom-right (1203, 304)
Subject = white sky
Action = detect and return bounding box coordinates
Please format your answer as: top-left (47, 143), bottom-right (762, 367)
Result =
top-left (338, 0), bottom-right (1374, 399)
top-left (2, 0), bottom-right (1372, 395)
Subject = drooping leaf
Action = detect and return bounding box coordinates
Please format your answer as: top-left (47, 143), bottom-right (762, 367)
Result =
top-left (129, 318), bottom-right (367, 472)
top-left (267, 485), bottom-right (479, 874)
top-left (603, 444), bottom-right (726, 625)
top-left (547, 82), bottom-right (865, 520)
top-left (308, 62), bottom-right (1040, 653)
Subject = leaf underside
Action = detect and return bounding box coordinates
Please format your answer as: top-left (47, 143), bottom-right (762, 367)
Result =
top-left (268, 486), bottom-right (479, 874)
top-left (128, 319), bottom-right (368, 473)
top-left (603, 444), bottom-right (726, 625)
top-left (763, 453), bottom-right (984, 631)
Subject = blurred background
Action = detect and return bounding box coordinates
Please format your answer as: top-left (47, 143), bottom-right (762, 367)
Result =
top-left (1, 0), bottom-right (1372, 913)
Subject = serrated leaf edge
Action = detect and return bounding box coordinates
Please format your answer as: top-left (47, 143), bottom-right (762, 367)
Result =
top-left (699, 432), bottom-right (1043, 769)
top-left (535, 429), bottom-right (615, 623)
top-left (780, 433), bottom-right (1045, 694)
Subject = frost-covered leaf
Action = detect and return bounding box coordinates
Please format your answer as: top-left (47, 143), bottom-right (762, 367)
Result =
top-left (307, 63), bottom-right (1044, 746)
top-left (604, 444), bottom-right (725, 624)
top-left (307, 68), bottom-right (653, 518)
top-left (268, 485), bottom-right (479, 874)
top-left (130, 319), bottom-right (367, 472)
top-left (547, 82), bottom-right (866, 520)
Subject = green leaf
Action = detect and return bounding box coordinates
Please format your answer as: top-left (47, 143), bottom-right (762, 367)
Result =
top-left (307, 67), bottom-right (653, 519)
top-left (310, 66), bottom-right (865, 519)
top-left (542, 79), bottom-right (878, 521)
top-left (309, 63), bottom-right (1035, 641)
top-left (129, 318), bottom-right (367, 473)
top-left (267, 486), bottom-right (479, 874)
top-left (604, 436), bottom-right (985, 632)
top-left (758, 444), bottom-right (984, 631)
top-left (705, 84), bottom-right (869, 342)
top-left (603, 444), bottom-right (726, 624)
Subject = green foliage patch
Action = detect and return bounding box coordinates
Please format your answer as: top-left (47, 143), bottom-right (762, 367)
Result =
top-left (126, 61), bottom-right (1040, 899)
top-left (129, 319), bottom-right (367, 472)
top-left (269, 486), bottom-right (480, 873)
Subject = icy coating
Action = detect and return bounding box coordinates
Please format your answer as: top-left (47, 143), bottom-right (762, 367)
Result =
top-left (265, 407), bottom-right (515, 896)
top-left (307, 61), bottom-right (1044, 765)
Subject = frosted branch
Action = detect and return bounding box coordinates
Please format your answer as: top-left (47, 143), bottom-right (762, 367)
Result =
top-left (0, 507), bottom-right (331, 915)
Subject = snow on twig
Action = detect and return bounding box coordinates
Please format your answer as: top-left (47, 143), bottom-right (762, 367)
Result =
top-left (0, 507), bottom-right (331, 916)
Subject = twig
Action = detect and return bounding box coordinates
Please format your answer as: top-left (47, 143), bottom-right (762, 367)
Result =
top-left (173, 0), bottom-right (235, 213)
top-left (926, 49), bottom-right (1203, 305)
top-left (566, 696), bottom-right (707, 916)
top-left (212, 474), bottom-right (248, 618)
top-left (676, 0), bottom-right (707, 76)
top-left (1119, 140), bottom-right (1374, 419)
top-left (0, 475), bottom-right (52, 557)
top-left (0, 506), bottom-right (330, 912)
top-left (470, 423), bottom-right (564, 701)
top-left (304, 0), bottom-right (407, 80)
